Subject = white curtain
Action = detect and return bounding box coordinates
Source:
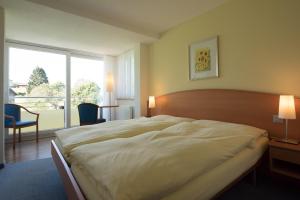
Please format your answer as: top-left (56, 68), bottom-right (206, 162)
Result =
top-left (117, 50), bottom-right (135, 99)
top-left (103, 55), bottom-right (117, 120)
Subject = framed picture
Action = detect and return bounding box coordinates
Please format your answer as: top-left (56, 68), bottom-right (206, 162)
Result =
top-left (189, 36), bottom-right (219, 80)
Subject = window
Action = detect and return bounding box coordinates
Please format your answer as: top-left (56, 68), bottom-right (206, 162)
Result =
top-left (117, 50), bottom-right (134, 99)
top-left (8, 47), bottom-right (66, 133)
top-left (6, 43), bottom-right (104, 135)
top-left (70, 56), bottom-right (104, 126)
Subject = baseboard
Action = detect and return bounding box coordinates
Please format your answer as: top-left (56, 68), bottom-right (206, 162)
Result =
top-left (0, 163), bottom-right (4, 169)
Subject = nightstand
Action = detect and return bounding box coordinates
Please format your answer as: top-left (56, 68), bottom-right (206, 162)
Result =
top-left (269, 139), bottom-right (300, 179)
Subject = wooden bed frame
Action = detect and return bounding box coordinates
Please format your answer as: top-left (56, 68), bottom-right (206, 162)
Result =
top-left (51, 89), bottom-right (300, 200)
top-left (51, 140), bottom-right (85, 200)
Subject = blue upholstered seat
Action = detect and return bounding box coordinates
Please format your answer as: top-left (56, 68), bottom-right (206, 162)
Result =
top-left (5, 120), bottom-right (37, 127)
top-left (78, 103), bottom-right (106, 126)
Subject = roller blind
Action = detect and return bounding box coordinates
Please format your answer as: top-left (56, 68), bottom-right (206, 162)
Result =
top-left (117, 50), bottom-right (134, 99)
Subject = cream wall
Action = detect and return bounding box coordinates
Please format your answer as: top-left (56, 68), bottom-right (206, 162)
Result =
top-left (149, 0), bottom-right (300, 97)
top-left (134, 43), bottom-right (149, 117)
top-left (139, 44), bottom-right (149, 116)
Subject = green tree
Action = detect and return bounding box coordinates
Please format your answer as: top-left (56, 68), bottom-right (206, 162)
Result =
top-left (50, 82), bottom-right (65, 98)
top-left (50, 82), bottom-right (65, 109)
top-left (71, 80), bottom-right (100, 107)
top-left (29, 82), bottom-right (65, 110)
top-left (27, 67), bottom-right (49, 94)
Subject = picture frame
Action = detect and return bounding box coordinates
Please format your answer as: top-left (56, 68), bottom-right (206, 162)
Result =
top-left (189, 36), bottom-right (219, 80)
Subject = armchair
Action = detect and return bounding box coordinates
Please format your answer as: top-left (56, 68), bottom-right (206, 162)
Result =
top-left (5, 103), bottom-right (39, 149)
top-left (78, 103), bottom-right (106, 126)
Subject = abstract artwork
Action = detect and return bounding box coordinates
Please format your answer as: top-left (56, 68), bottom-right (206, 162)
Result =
top-left (189, 36), bottom-right (218, 80)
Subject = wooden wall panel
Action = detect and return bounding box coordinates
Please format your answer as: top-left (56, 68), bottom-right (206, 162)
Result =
top-left (152, 89), bottom-right (300, 140)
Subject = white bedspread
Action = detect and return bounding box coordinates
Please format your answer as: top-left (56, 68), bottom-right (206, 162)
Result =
top-left (70, 121), bottom-right (266, 200)
top-left (55, 115), bottom-right (193, 159)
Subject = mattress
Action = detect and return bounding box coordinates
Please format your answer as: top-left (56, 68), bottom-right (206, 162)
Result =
top-left (71, 136), bottom-right (268, 200)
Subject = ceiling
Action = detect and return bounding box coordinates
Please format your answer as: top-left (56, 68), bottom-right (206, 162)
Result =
top-left (0, 0), bottom-right (227, 56)
top-left (28, 0), bottom-right (228, 37)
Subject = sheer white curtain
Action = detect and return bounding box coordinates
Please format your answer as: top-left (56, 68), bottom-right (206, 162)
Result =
top-left (103, 55), bottom-right (117, 120)
top-left (117, 50), bottom-right (134, 99)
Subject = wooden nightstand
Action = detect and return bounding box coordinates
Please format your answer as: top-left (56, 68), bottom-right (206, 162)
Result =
top-left (269, 139), bottom-right (300, 179)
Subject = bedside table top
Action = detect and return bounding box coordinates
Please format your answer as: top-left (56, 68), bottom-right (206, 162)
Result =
top-left (269, 139), bottom-right (300, 152)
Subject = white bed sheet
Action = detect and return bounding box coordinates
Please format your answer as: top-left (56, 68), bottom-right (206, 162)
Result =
top-left (71, 136), bottom-right (268, 200)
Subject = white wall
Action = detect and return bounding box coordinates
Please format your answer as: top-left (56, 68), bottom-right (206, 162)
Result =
top-left (0, 0), bottom-right (156, 56)
top-left (0, 7), bottom-right (5, 166)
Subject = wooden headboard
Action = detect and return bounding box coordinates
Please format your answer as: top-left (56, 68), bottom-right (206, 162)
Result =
top-left (152, 89), bottom-right (300, 140)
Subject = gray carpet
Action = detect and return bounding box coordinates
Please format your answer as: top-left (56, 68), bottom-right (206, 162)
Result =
top-left (0, 158), bottom-right (67, 200)
top-left (219, 175), bottom-right (300, 200)
top-left (0, 158), bottom-right (299, 200)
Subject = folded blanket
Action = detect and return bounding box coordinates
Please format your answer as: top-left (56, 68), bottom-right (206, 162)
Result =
top-left (71, 121), bottom-right (262, 200)
top-left (55, 115), bottom-right (193, 159)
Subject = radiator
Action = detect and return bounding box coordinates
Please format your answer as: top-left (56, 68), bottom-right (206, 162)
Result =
top-left (116, 105), bottom-right (133, 120)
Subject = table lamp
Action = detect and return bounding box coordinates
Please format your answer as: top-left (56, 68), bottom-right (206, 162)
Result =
top-left (147, 96), bottom-right (155, 117)
top-left (277, 95), bottom-right (298, 144)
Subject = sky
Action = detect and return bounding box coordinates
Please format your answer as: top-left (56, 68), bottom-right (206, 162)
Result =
top-left (9, 47), bottom-right (104, 88)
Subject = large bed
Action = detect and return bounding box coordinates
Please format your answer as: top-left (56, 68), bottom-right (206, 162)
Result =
top-left (69, 120), bottom-right (269, 200)
top-left (51, 89), bottom-right (300, 200)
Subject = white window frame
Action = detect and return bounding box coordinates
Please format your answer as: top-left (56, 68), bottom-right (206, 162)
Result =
top-left (4, 40), bottom-right (103, 139)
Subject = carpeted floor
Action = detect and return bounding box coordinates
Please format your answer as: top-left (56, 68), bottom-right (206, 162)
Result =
top-left (219, 175), bottom-right (300, 200)
top-left (0, 158), bottom-right (67, 200)
top-left (0, 158), bottom-right (299, 200)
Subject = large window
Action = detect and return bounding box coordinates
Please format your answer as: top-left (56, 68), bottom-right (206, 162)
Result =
top-left (7, 44), bottom-right (104, 134)
top-left (70, 56), bottom-right (104, 126)
top-left (8, 47), bottom-right (66, 133)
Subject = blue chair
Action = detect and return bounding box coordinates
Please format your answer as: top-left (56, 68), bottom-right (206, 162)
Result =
top-left (5, 104), bottom-right (39, 149)
top-left (78, 103), bottom-right (106, 126)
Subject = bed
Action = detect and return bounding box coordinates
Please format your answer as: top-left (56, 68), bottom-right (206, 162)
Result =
top-left (54, 115), bottom-right (194, 161)
top-left (51, 89), bottom-right (300, 200)
top-left (69, 120), bottom-right (268, 200)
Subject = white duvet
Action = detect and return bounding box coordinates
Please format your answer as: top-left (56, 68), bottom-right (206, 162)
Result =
top-left (55, 115), bottom-right (193, 159)
top-left (70, 120), bottom-right (266, 200)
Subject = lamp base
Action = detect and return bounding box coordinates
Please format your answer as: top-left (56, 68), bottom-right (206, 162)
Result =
top-left (274, 138), bottom-right (299, 145)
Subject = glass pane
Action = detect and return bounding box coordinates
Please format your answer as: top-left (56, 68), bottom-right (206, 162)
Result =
top-left (70, 57), bottom-right (104, 126)
top-left (8, 47), bottom-right (66, 133)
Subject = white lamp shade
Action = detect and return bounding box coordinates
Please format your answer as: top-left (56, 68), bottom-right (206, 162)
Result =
top-left (148, 96), bottom-right (156, 108)
top-left (106, 73), bottom-right (114, 92)
top-left (278, 95), bottom-right (296, 119)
